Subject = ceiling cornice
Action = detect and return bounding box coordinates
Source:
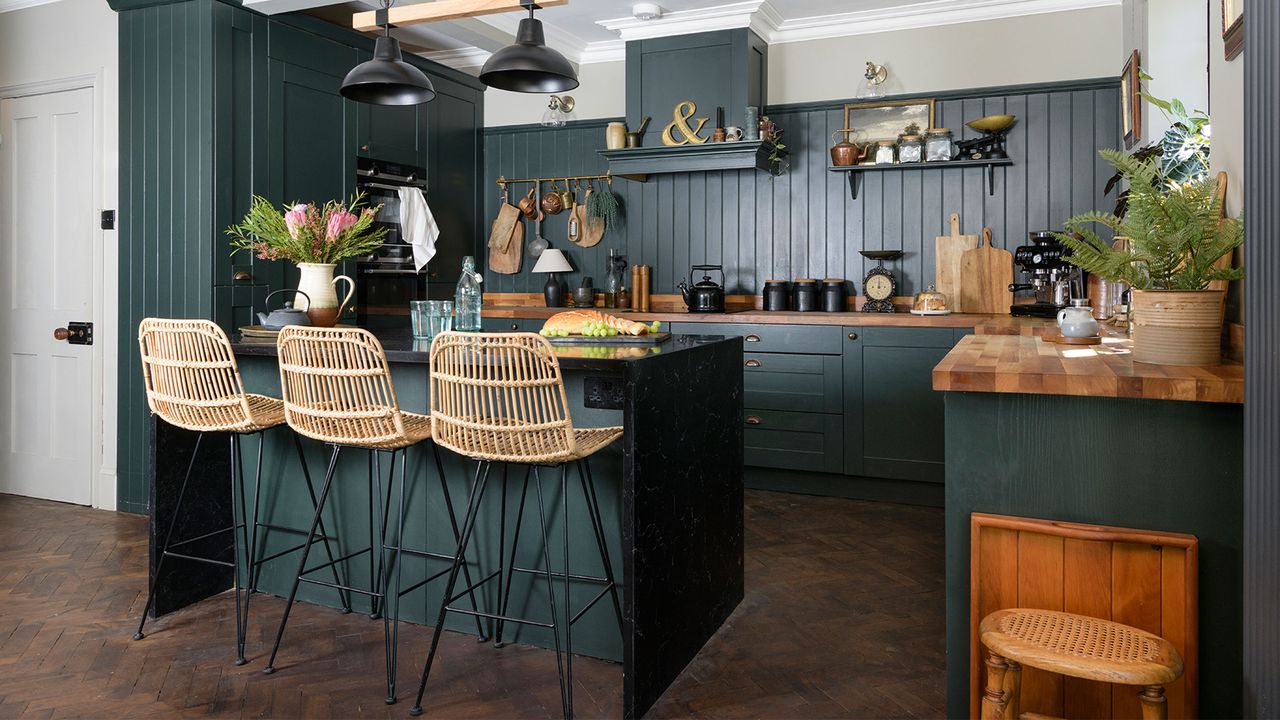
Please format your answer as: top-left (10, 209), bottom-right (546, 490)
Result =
top-left (413, 0), bottom-right (1120, 72)
top-left (0, 0), bottom-right (60, 14)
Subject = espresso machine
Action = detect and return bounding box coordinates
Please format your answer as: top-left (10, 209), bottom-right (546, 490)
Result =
top-left (1008, 231), bottom-right (1078, 317)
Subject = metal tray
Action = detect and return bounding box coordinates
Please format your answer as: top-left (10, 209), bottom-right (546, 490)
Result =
top-left (547, 332), bottom-right (670, 346)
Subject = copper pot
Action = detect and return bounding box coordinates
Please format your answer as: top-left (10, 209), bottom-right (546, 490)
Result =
top-left (517, 188), bottom-right (538, 220)
top-left (541, 184), bottom-right (564, 215)
top-left (830, 129), bottom-right (867, 167)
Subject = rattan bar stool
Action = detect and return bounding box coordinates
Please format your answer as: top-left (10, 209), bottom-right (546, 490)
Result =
top-left (133, 318), bottom-right (350, 666)
top-left (979, 608), bottom-right (1184, 720)
top-left (264, 326), bottom-right (485, 705)
top-left (409, 331), bottom-right (626, 720)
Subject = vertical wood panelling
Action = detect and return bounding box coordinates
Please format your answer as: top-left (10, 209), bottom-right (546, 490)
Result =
top-left (485, 82), bottom-right (1119, 297)
top-left (1244, 4), bottom-right (1280, 715)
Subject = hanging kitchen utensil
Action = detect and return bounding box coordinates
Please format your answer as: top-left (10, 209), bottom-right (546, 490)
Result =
top-left (561, 180), bottom-right (574, 209)
top-left (517, 187), bottom-right (538, 221)
top-left (491, 216), bottom-right (523, 274)
top-left (934, 212), bottom-right (980, 311)
top-left (567, 182), bottom-right (585, 245)
top-left (528, 184), bottom-right (550, 257)
top-left (959, 226), bottom-right (1014, 314)
top-left (579, 181), bottom-right (605, 248)
top-left (541, 179), bottom-right (564, 215)
top-left (488, 189), bottom-right (521, 254)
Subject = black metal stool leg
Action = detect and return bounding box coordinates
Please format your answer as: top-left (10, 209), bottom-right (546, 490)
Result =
top-left (371, 449), bottom-right (397, 620)
top-left (410, 461), bottom-right (492, 717)
top-left (248, 433), bottom-right (267, 594)
top-left (263, 444), bottom-right (341, 675)
top-left (430, 443), bottom-right (489, 642)
top-left (578, 459), bottom-right (624, 636)
top-left (560, 463), bottom-right (574, 719)
top-left (133, 432), bottom-right (205, 641)
top-left (495, 466), bottom-right (532, 648)
top-left (231, 434), bottom-right (251, 666)
top-left (371, 448), bottom-right (391, 700)
top-left (369, 450), bottom-right (381, 619)
top-left (384, 446), bottom-right (410, 705)
top-left (291, 431), bottom-right (351, 613)
top-left (533, 467), bottom-right (570, 720)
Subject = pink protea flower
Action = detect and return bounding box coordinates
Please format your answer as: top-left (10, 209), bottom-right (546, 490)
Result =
top-left (284, 203), bottom-right (308, 240)
top-left (326, 210), bottom-right (359, 241)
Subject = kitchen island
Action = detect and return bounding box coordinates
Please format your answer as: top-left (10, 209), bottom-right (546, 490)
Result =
top-left (934, 333), bottom-right (1243, 718)
top-left (147, 328), bottom-right (744, 719)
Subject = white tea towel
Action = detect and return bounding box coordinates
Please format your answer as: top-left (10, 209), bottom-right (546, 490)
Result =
top-left (399, 186), bottom-right (439, 271)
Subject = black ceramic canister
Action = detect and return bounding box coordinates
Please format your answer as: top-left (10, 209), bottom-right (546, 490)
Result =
top-left (821, 278), bottom-right (848, 312)
top-left (792, 279), bottom-right (819, 312)
top-left (762, 280), bottom-right (790, 311)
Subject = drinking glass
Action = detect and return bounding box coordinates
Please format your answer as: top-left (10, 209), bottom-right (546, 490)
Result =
top-left (410, 301), bottom-right (432, 339)
top-left (427, 300), bottom-right (454, 337)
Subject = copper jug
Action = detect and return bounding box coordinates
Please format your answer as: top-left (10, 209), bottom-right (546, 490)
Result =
top-left (830, 129), bottom-right (867, 167)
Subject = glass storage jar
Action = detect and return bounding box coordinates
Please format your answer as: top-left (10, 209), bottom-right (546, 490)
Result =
top-left (925, 128), bottom-right (954, 162)
top-left (898, 135), bottom-right (923, 163)
top-left (874, 140), bottom-right (896, 165)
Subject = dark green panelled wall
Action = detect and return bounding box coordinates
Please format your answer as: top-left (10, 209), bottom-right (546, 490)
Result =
top-left (483, 78), bottom-right (1120, 297)
top-left (115, 0), bottom-right (484, 513)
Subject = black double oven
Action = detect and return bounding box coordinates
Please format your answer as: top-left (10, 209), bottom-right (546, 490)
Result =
top-left (353, 157), bottom-right (431, 327)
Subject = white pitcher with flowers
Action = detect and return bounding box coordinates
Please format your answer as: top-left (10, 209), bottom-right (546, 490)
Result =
top-left (227, 194), bottom-right (387, 326)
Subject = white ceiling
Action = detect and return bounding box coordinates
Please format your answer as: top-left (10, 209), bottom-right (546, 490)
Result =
top-left (243, 0), bottom-right (1119, 70)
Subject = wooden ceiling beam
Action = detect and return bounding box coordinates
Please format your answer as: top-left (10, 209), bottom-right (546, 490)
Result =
top-left (353, 0), bottom-right (569, 32)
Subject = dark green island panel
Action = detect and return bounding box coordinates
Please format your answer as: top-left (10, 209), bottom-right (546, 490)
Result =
top-left (942, 392), bottom-right (1243, 718)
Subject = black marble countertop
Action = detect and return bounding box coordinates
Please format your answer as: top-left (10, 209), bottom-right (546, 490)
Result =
top-left (232, 327), bottom-right (738, 371)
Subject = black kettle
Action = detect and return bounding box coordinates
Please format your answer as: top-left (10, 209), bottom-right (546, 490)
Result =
top-left (678, 264), bottom-right (726, 313)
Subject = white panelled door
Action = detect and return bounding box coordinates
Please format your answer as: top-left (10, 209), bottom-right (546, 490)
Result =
top-left (0, 88), bottom-right (95, 505)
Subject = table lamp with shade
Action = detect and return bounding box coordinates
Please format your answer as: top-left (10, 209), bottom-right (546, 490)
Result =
top-left (532, 247), bottom-right (573, 307)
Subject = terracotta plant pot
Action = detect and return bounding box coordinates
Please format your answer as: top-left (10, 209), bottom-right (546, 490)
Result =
top-left (1130, 289), bottom-right (1225, 366)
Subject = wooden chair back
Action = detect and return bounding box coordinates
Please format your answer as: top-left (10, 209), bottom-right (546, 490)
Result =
top-left (276, 326), bottom-right (406, 446)
top-left (137, 318), bottom-right (253, 432)
top-left (428, 331), bottom-right (577, 463)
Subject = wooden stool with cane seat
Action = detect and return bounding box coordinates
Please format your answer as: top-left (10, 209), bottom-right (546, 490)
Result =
top-left (979, 608), bottom-right (1184, 720)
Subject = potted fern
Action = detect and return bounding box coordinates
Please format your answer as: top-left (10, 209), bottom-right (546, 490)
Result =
top-left (1055, 150), bottom-right (1242, 365)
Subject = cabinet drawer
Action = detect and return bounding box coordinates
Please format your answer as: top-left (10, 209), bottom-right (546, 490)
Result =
top-left (481, 318), bottom-right (541, 333)
top-left (670, 323), bottom-right (843, 355)
top-left (859, 326), bottom-right (960, 348)
top-left (744, 353), bottom-right (842, 413)
top-left (744, 410), bottom-right (843, 474)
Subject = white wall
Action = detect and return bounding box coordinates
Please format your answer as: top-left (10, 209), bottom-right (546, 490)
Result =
top-left (1208, 5), bottom-right (1244, 216)
top-left (483, 5), bottom-right (1123, 127)
top-left (484, 61), bottom-right (625, 127)
top-left (0, 0), bottom-right (119, 510)
top-left (768, 5), bottom-right (1122, 105)
top-left (1144, 0), bottom-right (1210, 141)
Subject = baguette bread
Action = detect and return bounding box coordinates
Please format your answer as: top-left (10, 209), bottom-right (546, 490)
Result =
top-left (541, 310), bottom-right (650, 336)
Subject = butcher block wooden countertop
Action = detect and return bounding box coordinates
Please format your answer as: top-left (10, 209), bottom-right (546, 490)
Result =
top-left (932, 333), bottom-right (1243, 404)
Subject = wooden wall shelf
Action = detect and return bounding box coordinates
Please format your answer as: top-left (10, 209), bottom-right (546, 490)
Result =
top-left (828, 157), bottom-right (1013, 199)
top-left (600, 140), bottom-right (779, 181)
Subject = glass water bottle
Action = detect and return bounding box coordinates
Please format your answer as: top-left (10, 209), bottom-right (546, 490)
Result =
top-left (454, 256), bottom-right (483, 331)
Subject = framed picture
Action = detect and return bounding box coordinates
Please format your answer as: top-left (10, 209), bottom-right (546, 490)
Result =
top-left (1121, 50), bottom-right (1141, 149)
top-left (843, 99), bottom-right (935, 143)
top-left (1222, 0), bottom-right (1243, 60)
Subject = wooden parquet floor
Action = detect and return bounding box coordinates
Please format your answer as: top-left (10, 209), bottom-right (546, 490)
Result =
top-left (0, 490), bottom-right (944, 719)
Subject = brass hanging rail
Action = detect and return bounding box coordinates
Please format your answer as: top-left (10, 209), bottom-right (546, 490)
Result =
top-left (496, 173), bottom-right (613, 189)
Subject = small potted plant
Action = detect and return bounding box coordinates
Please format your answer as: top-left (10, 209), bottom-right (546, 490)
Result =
top-left (1055, 150), bottom-right (1242, 365)
top-left (227, 194), bottom-right (387, 326)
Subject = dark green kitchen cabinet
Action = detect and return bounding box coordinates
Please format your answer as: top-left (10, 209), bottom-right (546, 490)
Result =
top-left (856, 327), bottom-right (965, 484)
top-left (114, 0), bottom-right (485, 513)
top-left (743, 409), bottom-right (843, 474)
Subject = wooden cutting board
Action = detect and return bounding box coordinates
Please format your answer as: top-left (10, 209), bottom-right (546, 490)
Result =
top-left (489, 219), bottom-right (523, 274)
top-left (935, 212), bottom-right (980, 311)
top-left (487, 202), bottom-right (520, 253)
top-left (959, 227), bottom-right (1013, 314)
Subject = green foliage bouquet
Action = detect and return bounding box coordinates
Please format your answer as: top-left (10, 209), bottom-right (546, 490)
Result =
top-left (1055, 149), bottom-right (1242, 291)
top-left (227, 193), bottom-right (388, 264)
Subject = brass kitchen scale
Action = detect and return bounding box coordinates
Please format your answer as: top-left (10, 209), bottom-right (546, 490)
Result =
top-left (860, 249), bottom-right (903, 313)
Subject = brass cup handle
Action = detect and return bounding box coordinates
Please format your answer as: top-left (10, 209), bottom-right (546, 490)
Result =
top-left (53, 327), bottom-right (72, 341)
top-left (233, 271), bottom-right (252, 281)
top-left (744, 334), bottom-right (761, 343)
top-left (847, 332), bottom-right (859, 340)
top-left (745, 415), bottom-right (762, 425)
top-left (745, 359), bottom-right (761, 368)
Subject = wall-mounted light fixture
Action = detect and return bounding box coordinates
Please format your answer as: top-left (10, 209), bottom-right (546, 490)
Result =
top-left (860, 61), bottom-right (888, 99)
top-left (540, 95), bottom-right (576, 127)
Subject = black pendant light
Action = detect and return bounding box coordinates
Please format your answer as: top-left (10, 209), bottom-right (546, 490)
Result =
top-left (480, 1), bottom-right (579, 94)
top-left (341, 0), bottom-right (435, 106)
